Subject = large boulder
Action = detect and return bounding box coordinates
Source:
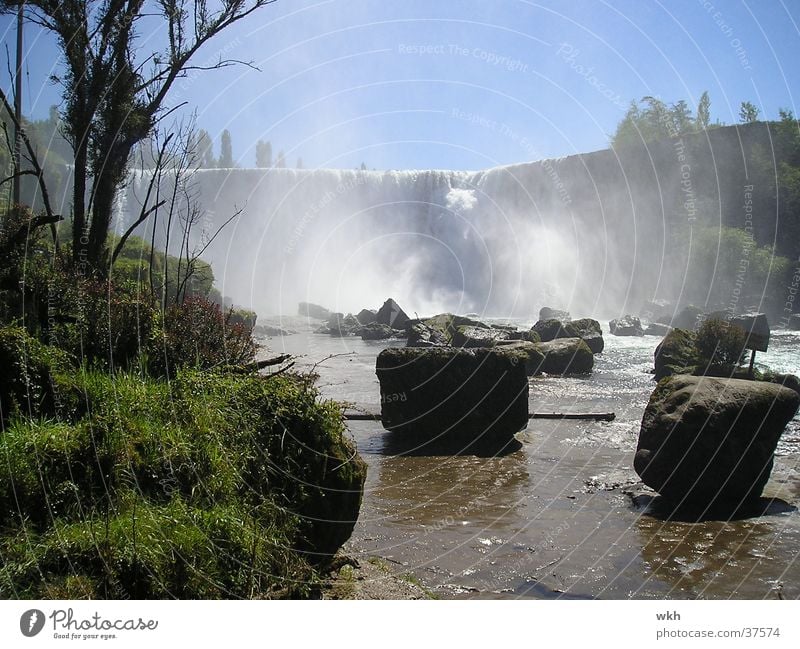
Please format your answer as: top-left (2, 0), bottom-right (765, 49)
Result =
top-left (567, 318), bottom-right (604, 354)
top-left (451, 325), bottom-right (511, 348)
top-left (532, 317), bottom-right (604, 353)
top-left (729, 312), bottom-right (770, 352)
top-left (359, 323), bottom-right (397, 340)
top-left (653, 328), bottom-right (697, 380)
top-left (356, 309), bottom-right (378, 326)
top-left (406, 322), bottom-right (450, 348)
top-left (375, 347), bottom-right (529, 451)
top-left (298, 302), bottom-right (331, 320)
top-left (412, 313), bottom-right (489, 346)
top-left (634, 375), bottom-right (800, 509)
top-left (326, 313), bottom-right (361, 337)
top-left (376, 298), bottom-right (410, 330)
top-left (496, 341), bottom-right (545, 376)
top-left (537, 338), bottom-right (594, 375)
top-left (609, 315), bottom-right (644, 336)
top-left (644, 322), bottom-right (672, 337)
top-left (539, 307), bottom-right (570, 322)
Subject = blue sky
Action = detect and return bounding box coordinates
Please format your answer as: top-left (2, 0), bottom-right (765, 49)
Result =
top-left (2, 0), bottom-right (799, 170)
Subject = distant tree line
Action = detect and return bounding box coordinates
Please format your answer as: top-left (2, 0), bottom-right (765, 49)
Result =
top-left (611, 92), bottom-right (768, 149)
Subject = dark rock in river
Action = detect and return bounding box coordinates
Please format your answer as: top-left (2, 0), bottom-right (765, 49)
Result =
top-left (413, 313), bottom-right (489, 345)
top-left (567, 318), bottom-right (605, 354)
top-left (298, 302), bottom-right (331, 320)
top-left (360, 323), bottom-right (397, 340)
top-left (496, 341), bottom-right (545, 376)
top-left (326, 313), bottom-right (361, 336)
top-left (653, 328), bottom-right (697, 380)
top-left (634, 375), bottom-right (800, 509)
top-left (376, 298), bottom-right (410, 330)
top-left (538, 338), bottom-right (594, 375)
top-left (356, 309), bottom-right (378, 326)
top-left (609, 315), bottom-right (644, 336)
top-left (532, 318), bottom-right (604, 353)
top-left (375, 346), bottom-right (529, 451)
top-left (451, 325), bottom-right (511, 348)
top-left (672, 305), bottom-right (704, 331)
top-left (406, 322), bottom-right (450, 348)
top-left (253, 324), bottom-right (295, 337)
top-left (539, 307), bottom-right (570, 322)
top-left (644, 322), bottom-right (672, 337)
top-left (729, 312), bottom-right (770, 352)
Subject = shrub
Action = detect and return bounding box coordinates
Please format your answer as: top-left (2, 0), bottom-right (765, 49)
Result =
top-left (0, 325), bottom-right (70, 423)
top-left (695, 317), bottom-right (747, 366)
top-left (147, 297), bottom-right (257, 377)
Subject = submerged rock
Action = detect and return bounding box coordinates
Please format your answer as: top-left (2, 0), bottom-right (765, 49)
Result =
top-left (376, 298), bottom-right (410, 330)
top-left (538, 338), bottom-right (594, 374)
top-left (375, 347), bottom-right (529, 451)
top-left (634, 375), bottom-right (800, 509)
top-left (609, 315), bottom-right (644, 336)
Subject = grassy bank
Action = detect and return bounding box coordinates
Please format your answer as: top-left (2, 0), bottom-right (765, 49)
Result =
top-left (0, 332), bottom-right (366, 598)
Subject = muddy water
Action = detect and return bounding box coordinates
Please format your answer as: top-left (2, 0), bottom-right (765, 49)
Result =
top-left (263, 320), bottom-right (800, 599)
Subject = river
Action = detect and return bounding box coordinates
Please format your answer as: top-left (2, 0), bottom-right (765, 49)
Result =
top-left (261, 319), bottom-right (800, 599)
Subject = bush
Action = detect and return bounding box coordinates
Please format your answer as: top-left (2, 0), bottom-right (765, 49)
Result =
top-left (0, 325), bottom-right (70, 423)
top-left (0, 368), bottom-right (367, 597)
top-left (147, 297), bottom-right (257, 377)
top-left (695, 317), bottom-right (747, 366)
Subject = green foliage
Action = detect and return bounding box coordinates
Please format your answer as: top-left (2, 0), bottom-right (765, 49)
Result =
top-left (739, 101), bottom-right (760, 123)
top-left (0, 369), bottom-right (366, 598)
top-left (0, 325), bottom-right (70, 422)
top-left (695, 317), bottom-right (747, 366)
top-left (147, 297), bottom-right (257, 377)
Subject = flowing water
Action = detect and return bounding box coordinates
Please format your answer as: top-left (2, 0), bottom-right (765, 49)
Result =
top-left (263, 321), bottom-right (800, 599)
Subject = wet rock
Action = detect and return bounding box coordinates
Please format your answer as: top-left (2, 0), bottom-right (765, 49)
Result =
top-left (496, 341), bottom-right (545, 376)
top-left (539, 307), bottom-right (570, 322)
top-left (729, 312), bottom-right (770, 352)
top-left (299, 302), bottom-right (331, 320)
top-left (451, 325), bottom-right (511, 348)
top-left (357, 309), bottom-right (378, 326)
top-left (609, 315), bottom-right (644, 336)
top-left (538, 338), bottom-right (594, 375)
top-left (414, 313), bottom-right (489, 345)
top-left (532, 318), bottom-right (603, 353)
top-left (568, 318), bottom-right (605, 354)
top-left (375, 347), bottom-right (529, 451)
top-left (672, 305), bottom-right (704, 331)
top-left (359, 323), bottom-right (398, 340)
top-left (376, 298), bottom-right (410, 330)
top-left (653, 328), bottom-right (697, 380)
top-left (634, 375), bottom-right (800, 509)
top-left (644, 322), bottom-right (672, 337)
top-left (406, 322), bottom-right (450, 348)
top-left (532, 319), bottom-right (568, 342)
top-left (327, 313), bottom-right (361, 337)
top-left (505, 329), bottom-right (541, 343)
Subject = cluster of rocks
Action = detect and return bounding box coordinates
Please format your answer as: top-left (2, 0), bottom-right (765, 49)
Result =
top-left (302, 299), bottom-right (410, 340)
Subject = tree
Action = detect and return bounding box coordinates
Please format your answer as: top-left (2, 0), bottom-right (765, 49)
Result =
top-left (696, 91), bottom-right (711, 130)
top-left (275, 150), bottom-right (286, 168)
top-left (739, 101), bottom-right (760, 123)
top-left (218, 129), bottom-right (234, 168)
top-left (255, 140), bottom-right (272, 168)
top-left (195, 129), bottom-right (216, 168)
top-left (0, 0), bottom-right (278, 272)
top-left (670, 100), bottom-right (693, 135)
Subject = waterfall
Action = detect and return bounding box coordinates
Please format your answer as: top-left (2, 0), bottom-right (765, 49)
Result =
top-left (119, 154), bottom-right (674, 318)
